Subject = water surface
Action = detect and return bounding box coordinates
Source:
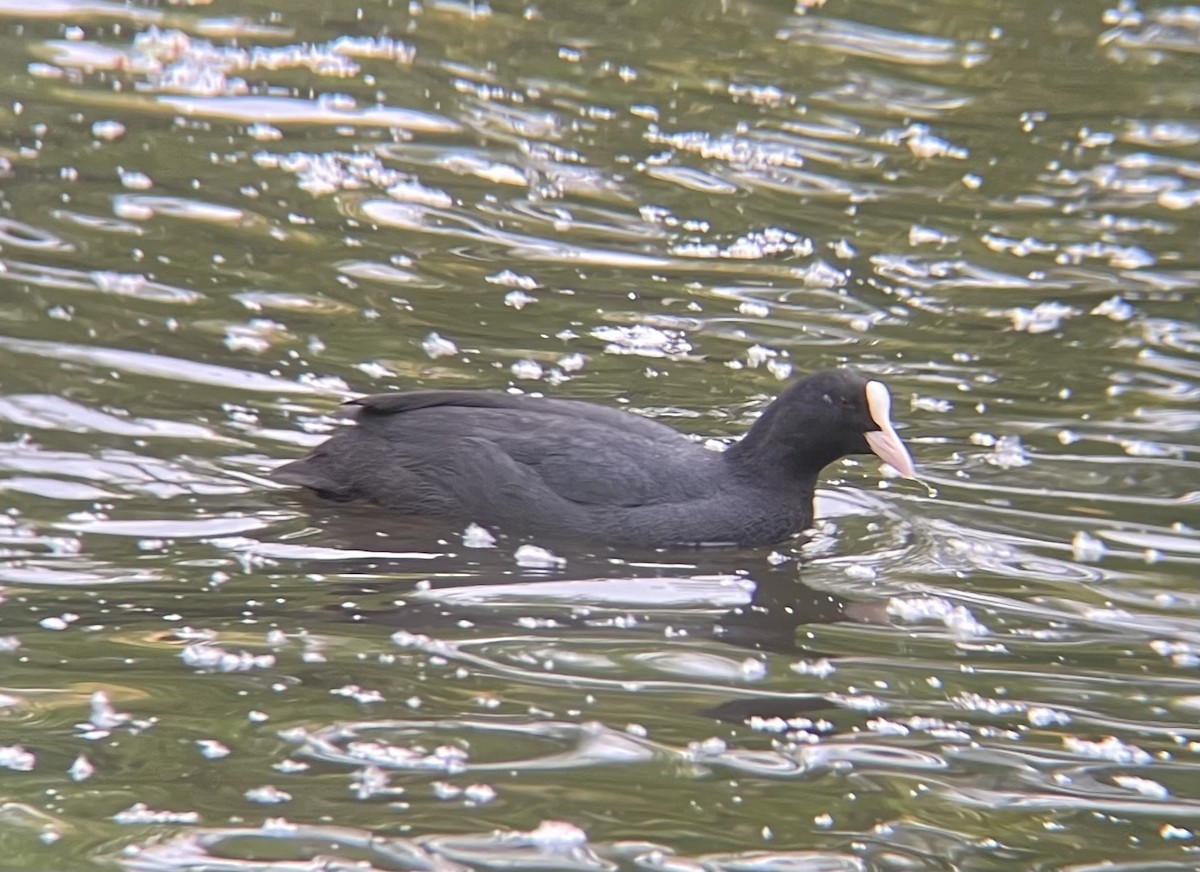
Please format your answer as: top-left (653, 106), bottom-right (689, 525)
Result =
top-left (0, 0), bottom-right (1198, 869)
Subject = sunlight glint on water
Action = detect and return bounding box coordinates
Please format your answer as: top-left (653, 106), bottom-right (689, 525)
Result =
top-left (0, 0), bottom-right (1196, 868)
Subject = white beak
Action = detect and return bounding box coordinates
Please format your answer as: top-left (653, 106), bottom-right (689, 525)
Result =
top-left (863, 381), bottom-right (916, 478)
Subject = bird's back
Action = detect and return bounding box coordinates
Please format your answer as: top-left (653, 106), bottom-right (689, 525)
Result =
top-left (269, 391), bottom-right (763, 543)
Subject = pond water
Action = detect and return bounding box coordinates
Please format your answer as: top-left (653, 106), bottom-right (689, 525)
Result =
top-left (0, 0), bottom-right (1198, 869)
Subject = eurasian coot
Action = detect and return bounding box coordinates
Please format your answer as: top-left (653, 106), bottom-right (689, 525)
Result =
top-left (270, 368), bottom-right (915, 548)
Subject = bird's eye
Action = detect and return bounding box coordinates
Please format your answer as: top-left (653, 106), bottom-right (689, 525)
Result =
top-left (840, 396), bottom-right (855, 409)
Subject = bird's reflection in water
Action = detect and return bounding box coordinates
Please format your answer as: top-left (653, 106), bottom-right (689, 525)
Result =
top-left (286, 496), bottom-right (871, 631)
top-left (278, 499), bottom-right (892, 725)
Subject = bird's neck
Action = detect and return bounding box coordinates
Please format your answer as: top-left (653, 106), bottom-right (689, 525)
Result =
top-left (724, 404), bottom-right (840, 483)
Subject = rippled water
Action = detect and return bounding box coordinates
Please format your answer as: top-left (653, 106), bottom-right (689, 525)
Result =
top-left (0, 0), bottom-right (1198, 868)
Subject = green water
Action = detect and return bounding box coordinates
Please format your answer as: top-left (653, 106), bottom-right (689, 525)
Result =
top-left (0, 0), bottom-right (1198, 869)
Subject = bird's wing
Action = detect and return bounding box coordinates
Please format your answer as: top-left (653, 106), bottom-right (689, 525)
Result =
top-left (350, 394), bottom-right (721, 508)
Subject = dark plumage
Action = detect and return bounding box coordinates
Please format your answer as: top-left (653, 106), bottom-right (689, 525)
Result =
top-left (270, 368), bottom-right (915, 548)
